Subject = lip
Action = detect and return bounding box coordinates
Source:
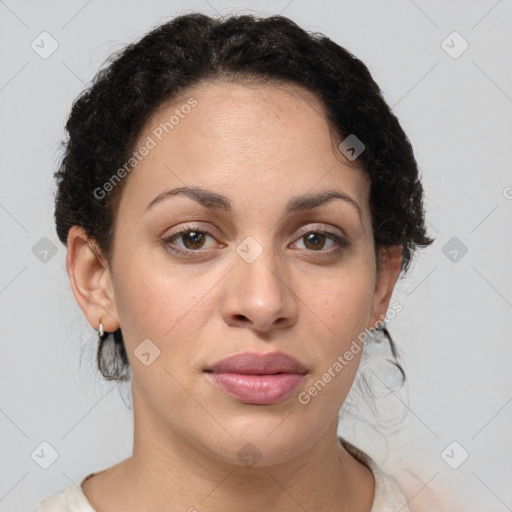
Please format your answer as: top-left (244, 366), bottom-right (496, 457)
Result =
top-left (204, 352), bottom-right (307, 405)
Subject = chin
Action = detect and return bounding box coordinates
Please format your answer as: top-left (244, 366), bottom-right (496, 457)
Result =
top-left (196, 415), bottom-right (318, 468)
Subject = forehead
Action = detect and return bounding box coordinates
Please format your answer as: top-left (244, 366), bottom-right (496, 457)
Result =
top-left (119, 79), bottom-right (371, 216)
top-left (149, 79), bottom-right (335, 149)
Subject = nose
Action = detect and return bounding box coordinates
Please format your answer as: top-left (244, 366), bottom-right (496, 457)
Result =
top-left (222, 241), bottom-right (298, 334)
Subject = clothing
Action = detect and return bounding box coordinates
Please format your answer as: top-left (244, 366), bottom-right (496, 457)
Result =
top-left (341, 439), bottom-right (410, 511)
top-left (32, 438), bottom-right (410, 511)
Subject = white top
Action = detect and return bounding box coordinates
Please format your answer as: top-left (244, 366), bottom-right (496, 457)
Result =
top-left (33, 438), bottom-right (410, 511)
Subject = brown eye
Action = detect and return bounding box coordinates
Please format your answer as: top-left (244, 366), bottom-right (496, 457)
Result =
top-left (302, 232), bottom-right (328, 251)
top-left (162, 227), bottom-right (217, 256)
top-left (179, 231), bottom-right (207, 250)
top-left (294, 230), bottom-right (348, 253)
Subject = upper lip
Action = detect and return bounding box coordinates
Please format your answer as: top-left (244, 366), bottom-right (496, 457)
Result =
top-left (206, 352), bottom-right (307, 375)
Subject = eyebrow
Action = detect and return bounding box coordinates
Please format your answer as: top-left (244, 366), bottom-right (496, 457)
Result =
top-left (145, 186), bottom-right (361, 220)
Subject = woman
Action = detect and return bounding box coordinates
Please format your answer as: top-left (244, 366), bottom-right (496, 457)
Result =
top-left (34, 12), bottom-right (433, 511)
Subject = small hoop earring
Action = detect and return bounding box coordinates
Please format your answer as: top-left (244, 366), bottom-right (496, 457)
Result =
top-left (98, 322), bottom-right (104, 338)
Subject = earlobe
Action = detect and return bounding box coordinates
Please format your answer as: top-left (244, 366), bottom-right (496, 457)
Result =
top-left (368, 245), bottom-right (403, 329)
top-left (66, 226), bottom-right (120, 334)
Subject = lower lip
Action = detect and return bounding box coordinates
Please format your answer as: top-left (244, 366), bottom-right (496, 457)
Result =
top-left (206, 372), bottom-right (305, 405)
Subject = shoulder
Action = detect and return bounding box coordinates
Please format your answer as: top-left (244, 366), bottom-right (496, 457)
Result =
top-left (340, 437), bottom-right (411, 512)
top-left (32, 473), bottom-right (100, 512)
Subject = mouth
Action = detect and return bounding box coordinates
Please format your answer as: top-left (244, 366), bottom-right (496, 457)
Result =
top-left (204, 351), bottom-right (307, 405)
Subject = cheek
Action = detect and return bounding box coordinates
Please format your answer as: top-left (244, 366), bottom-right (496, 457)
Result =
top-left (293, 270), bottom-right (376, 425)
top-left (111, 250), bottom-right (222, 351)
top-left (314, 270), bottom-right (375, 345)
top-left (305, 272), bottom-right (374, 382)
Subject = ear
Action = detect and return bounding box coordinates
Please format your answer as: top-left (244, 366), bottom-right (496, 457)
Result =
top-left (367, 245), bottom-right (402, 329)
top-left (66, 226), bottom-right (120, 333)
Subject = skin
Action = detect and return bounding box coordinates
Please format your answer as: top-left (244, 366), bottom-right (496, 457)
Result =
top-left (67, 80), bottom-right (402, 512)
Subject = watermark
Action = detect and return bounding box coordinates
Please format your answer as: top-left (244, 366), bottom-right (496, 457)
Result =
top-left (134, 338), bottom-right (161, 366)
top-left (441, 236), bottom-right (468, 263)
top-left (236, 236), bottom-right (263, 263)
top-left (440, 31), bottom-right (469, 60)
top-left (31, 31), bottom-right (59, 59)
top-left (32, 236), bottom-right (58, 263)
top-left (151, 97), bottom-right (198, 141)
top-left (237, 442), bottom-right (263, 467)
top-left (297, 301), bottom-right (402, 405)
top-left (441, 441), bottom-right (469, 469)
top-left (93, 97), bottom-right (198, 202)
top-left (31, 441), bottom-right (59, 469)
top-left (503, 186), bottom-right (512, 200)
top-left (338, 134), bottom-right (365, 161)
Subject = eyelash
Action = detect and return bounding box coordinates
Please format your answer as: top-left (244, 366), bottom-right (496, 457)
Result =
top-left (161, 224), bottom-right (350, 258)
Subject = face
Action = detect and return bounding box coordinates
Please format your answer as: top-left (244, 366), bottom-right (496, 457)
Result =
top-left (75, 80), bottom-right (400, 467)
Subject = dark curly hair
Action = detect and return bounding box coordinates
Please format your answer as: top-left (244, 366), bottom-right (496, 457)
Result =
top-left (54, 12), bottom-right (434, 382)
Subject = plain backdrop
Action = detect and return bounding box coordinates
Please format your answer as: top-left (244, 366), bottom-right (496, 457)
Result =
top-left (1, 1), bottom-right (511, 511)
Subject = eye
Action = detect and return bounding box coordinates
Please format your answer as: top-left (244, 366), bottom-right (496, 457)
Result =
top-left (292, 229), bottom-right (349, 253)
top-left (161, 225), bottom-right (349, 258)
top-left (161, 226), bottom-right (218, 256)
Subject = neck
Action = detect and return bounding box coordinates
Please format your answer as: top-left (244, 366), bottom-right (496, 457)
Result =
top-left (89, 387), bottom-right (374, 512)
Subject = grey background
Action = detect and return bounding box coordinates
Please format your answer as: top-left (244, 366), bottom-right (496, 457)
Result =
top-left (1, 0), bottom-right (511, 510)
